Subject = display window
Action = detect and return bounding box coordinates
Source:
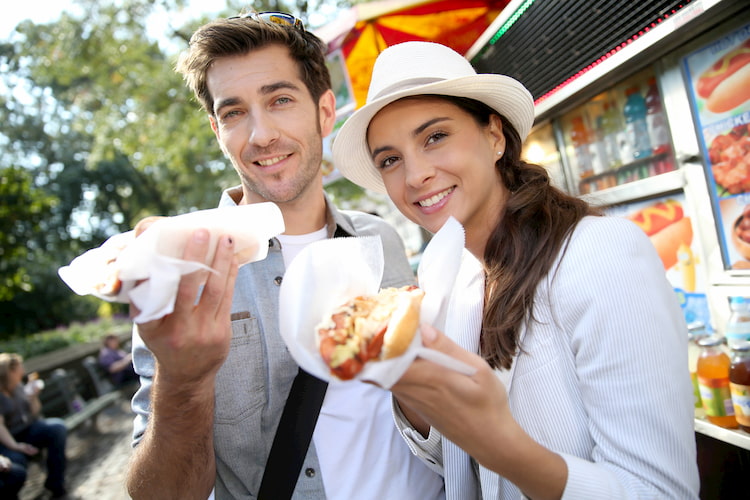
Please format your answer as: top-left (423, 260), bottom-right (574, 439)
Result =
top-left (558, 67), bottom-right (676, 195)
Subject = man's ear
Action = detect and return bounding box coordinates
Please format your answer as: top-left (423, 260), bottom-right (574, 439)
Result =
top-left (318, 89), bottom-right (337, 138)
top-left (209, 115), bottom-right (230, 159)
top-left (209, 114), bottom-right (219, 136)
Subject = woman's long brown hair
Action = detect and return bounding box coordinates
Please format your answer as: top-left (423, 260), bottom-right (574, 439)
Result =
top-left (445, 96), bottom-right (600, 370)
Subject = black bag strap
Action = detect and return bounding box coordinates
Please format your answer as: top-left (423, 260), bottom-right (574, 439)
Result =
top-left (258, 367), bottom-right (328, 499)
top-left (259, 225), bottom-right (349, 498)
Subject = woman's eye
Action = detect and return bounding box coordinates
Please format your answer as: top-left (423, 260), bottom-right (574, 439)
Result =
top-left (377, 155), bottom-right (399, 170)
top-left (426, 131), bottom-right (447, 145)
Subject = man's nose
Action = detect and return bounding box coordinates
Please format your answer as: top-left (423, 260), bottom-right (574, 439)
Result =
top-left (248, 111), bottom-right (280, 147)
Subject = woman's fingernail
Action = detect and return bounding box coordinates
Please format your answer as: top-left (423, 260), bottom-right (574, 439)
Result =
top-left (421, 323), bottom-right (437, 343)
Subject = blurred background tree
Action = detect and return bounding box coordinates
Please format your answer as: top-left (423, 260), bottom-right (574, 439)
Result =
top-left (0, 0), bottom-right (371, 338)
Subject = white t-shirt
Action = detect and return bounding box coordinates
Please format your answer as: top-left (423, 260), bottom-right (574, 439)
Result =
top-left (277, 227), bottom-right (328, 268)
top-left (278, 228), bottom-right (444, 500)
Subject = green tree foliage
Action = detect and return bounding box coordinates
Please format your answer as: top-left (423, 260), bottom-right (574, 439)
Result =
top-left (0, 0), bottom-right (365, 337)
top-left (0, 166), bottom-right (56, 300)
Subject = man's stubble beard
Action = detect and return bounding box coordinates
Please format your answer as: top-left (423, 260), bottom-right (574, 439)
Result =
top-left (235, 140), bottom-right (323, 205)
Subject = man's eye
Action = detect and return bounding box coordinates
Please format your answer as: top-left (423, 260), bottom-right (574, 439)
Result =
top-left (275, 96), bottom-right (292, 105)
top-left (220, 110), bottom-right (242, 121)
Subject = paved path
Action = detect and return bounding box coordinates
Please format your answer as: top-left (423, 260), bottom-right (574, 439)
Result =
top-left (20, 398), bottom-right (134, 500)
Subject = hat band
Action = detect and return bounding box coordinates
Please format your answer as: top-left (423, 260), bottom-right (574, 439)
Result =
top-left (370, 77), bottom-right (449, 101)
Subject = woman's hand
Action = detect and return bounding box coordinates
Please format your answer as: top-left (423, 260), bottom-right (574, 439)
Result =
top-left (16, 442), bottom-right (39, 456)
top-left (391, 324), bottom-right (513, 464)
top-left (393, 324), bottom-right (568, 500)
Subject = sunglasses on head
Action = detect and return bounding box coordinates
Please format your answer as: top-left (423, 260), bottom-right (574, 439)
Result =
top-left (228, 11), bottom-right (305, 31)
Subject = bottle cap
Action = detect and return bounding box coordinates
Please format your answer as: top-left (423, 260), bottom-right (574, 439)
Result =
top-left (697, 335), bottom-right (724, 348)
top-left (687, 322), bottom-right (709, 340)
top-left (730, 340), bottom-right (750, 352)
top-left (730, 296), bottom-right (747, 306)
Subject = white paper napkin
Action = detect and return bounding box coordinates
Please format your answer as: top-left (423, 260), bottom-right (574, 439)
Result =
top-left (279, 216), bottom-right (476, 388)
top-left (58, 203), bottom-right (285, 323)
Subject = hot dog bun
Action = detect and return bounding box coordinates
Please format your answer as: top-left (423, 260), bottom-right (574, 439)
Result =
top-left (627, 199), bottom-right (684, 236)
top-left (382, 287), bottom-right (423, 359)
top-left (627, 199), bottom-right (693, 270)
top-left (317, 286), bottom-right (423, 380)
top-left (649, 216), bottom-right (693, 270)
top-left (706, 62), bottom-right (750, 114)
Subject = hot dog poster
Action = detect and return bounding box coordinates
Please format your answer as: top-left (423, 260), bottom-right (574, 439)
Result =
top-left (607, 194), bottom-right (711, 329)
top-left (683, 22), bottom-right (750, 269)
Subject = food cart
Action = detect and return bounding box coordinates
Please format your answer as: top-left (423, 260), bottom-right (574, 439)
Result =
top-left (466, 0), bottom-right (750, 494)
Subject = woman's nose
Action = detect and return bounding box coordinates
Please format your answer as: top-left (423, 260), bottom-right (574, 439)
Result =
top-left (404, 157), bottom-right (436, 188)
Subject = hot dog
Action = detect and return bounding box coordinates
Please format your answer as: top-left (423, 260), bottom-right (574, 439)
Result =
top-left (92, 216), bottom-right (264, 301)
top-left (317, 285), bottom-right (423, 380)
top-left (697, 38), bottom-right (750, 114)
top-left (627, 199), bottom-right (683, 237)
top-left (61, 203), bottom-right (285, 304)
top-left (93, 216), bottom-right (163, 298)
top-left (627, 199), bottom-right (693, 271)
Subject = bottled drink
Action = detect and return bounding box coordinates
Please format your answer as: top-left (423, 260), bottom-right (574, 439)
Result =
top-left (623, 86), bottom-right (651, 160)
top-left (725, 296), bottom-right (750, 349)
top-left (645, 77), bottom-right (670, 156)
top-left (729, 341), bottom-right (750, 432)
top-left (688, 323), bottom-right (710, 409)
top-left (593, 115), bottom-right (609, 175)
top-left (570, 116), bottom-right (595, 178)
top-left (697, 336), bottom-right (738, 428)
top-left (599, 99), bottom-right (623, 170)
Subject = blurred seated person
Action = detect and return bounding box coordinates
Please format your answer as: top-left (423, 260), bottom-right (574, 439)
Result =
top-left (0, 353), bottom-right (67, 499)
top-left (0, 453), bottom-right (26, 500)
top-left (99, 334), bottom-right (138, 387)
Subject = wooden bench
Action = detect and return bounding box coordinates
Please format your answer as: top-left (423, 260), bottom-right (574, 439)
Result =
top-left (38, 361), bottom-right (122, 432)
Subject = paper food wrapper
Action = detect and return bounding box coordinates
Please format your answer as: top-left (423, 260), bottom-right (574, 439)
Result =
top-left (58, 203), bottom-right (284, 323)
top-left (279, 216), bottom-right (475, 388)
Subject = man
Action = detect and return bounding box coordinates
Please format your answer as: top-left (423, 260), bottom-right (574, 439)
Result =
top-left (125, 12), bottom-right (444, 500)
top-left (98, 334), bottom-right (137, 387)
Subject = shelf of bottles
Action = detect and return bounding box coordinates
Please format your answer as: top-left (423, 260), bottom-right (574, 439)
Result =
top-left (694, 409), bottom-right (750, 451)
top-left (559, 67), bottom-right (676, 196)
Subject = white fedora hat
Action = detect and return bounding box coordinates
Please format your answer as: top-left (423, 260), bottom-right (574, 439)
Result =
top-left (332, 41), bottom-right (535, 194)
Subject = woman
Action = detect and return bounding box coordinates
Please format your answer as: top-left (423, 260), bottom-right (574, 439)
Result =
top-left (0, 353), bottom-right (68, 498)
top-left (332, 42), bottom-right (699, 499)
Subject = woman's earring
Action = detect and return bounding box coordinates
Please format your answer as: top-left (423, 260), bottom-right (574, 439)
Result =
top-left (497, 151), bottom-right (504, 157)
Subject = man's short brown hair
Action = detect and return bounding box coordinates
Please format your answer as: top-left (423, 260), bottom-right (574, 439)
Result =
top-left (176, 15), bottom-right (332, 115)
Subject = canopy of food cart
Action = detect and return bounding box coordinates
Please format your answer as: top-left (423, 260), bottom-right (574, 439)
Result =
top-left (315, 0), bottom-right (509, 108)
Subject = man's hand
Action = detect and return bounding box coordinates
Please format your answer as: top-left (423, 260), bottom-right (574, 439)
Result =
top-left (126, 228), bottom-right (238, 500)
top-left (131, 228), bottom-right (239, 385)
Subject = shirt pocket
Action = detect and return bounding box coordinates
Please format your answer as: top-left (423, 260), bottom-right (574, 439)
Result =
top-left (214, 315), bottom-right (267, 424)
